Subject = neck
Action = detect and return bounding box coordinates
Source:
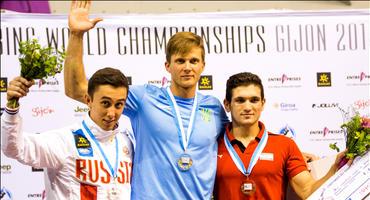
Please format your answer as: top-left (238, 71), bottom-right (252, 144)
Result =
top-left (231, 122), bottom-right (260, 140)
top-left (170, 84), bottom-right (196, 98)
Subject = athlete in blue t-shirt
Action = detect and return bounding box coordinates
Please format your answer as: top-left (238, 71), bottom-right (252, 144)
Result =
top-left (64, 1), bottom-right (229, 199)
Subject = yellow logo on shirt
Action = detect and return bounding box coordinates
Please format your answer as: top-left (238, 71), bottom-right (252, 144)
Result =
top-left (76, 135), bottom-right (91, 148)
top-left (200, 108), bottom-right (212, 122)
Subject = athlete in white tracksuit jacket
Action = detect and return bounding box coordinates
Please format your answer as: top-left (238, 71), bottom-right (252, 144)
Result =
top-left (1, 68), bottom-right (134, 200)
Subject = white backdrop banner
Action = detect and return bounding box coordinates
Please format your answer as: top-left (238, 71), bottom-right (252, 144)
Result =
top-left (1, 9), bottom-right (369, 199)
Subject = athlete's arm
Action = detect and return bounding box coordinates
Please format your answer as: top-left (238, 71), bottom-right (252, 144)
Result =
top-left (1, 77), bottom-right (66, 168)
top-left (64, 0), bottom-right (102, 104)
top-left (289, 151), bottom-right (347, 199)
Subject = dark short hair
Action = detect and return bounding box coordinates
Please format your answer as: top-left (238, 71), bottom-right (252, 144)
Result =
top-left (225, 72), bottom-right (264, 102)
top-left (87, 67), bottom-right (129, 99)
top-left (166, 32), bottom-right (205, 63)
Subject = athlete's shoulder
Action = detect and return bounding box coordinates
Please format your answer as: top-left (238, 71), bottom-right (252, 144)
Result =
top-left (132, 84), bottom-right (165, 94)
top-left (198, 93), bottom-right (222, 105)
top-left (268, 132), bottom-right (296, 144)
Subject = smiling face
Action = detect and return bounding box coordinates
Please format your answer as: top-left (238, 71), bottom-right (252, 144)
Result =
top-left (224, 85), bottom-right (265, 129)
top-left (165, 47), bottom-right (205, 96)
top-left (86, 85), bottom-right (127, 131)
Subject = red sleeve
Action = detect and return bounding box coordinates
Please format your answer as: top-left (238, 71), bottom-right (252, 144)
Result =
top-left (285, 139), bottom-right (308, 179)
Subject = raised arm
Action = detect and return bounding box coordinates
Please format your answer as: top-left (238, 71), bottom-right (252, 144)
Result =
top-left (64, 0), bottom-right (102, 103)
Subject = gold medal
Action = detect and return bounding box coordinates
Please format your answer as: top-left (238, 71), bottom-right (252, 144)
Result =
top-left (177, 153), bottom-right (193, 171)
top-left (240, 177), bottom-right (256, 195)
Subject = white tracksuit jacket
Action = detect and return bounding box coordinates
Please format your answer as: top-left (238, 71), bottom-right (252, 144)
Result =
top-left (1, 107), bottom-right (133, 200)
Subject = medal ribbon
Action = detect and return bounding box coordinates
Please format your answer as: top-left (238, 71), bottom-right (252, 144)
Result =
top-left (224, 128), bottom-right (268, 176)
top-left (82, 120), bottom-right (119, 179)
top-left (166, 87), bottom-right (198, 151)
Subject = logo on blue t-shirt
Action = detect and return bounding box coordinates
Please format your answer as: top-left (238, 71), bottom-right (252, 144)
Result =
top-left (200, 108), bottom-right (212, 122)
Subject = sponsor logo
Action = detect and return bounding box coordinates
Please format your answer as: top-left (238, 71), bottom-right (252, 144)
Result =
top-left (278, 125), bottom-right (296, 138)
top-left (0, 77), bottom-right (7, 92)
top-left (0, 187), bottom-right (12, 199)
top-left (31, 167), bottom-right (43, 172)
top-left (76, 135), bottom-right (90, 148)
top-left (317, 72), bottom-right (331, 87)
top-left (1, 165), bottom-right (12, 174)
top-left (27, 193), bottom-right (43, 198)
top-left (73, 129), bottom-right (93, 157)
top-left (148, 76), bottom-right (170, 87)
top-left (353, 99), bottom-right (370, 110)
top-left (198, 75), bottom-right (213, 90)
top-left (309, 127), bottom-right (344, 142)
top-left (272, 102), bottom-right (298, 111)
top-left (200, 108), bottom-right (212, 122)
top-left (267, 74), bottom-right (302, 88)
top-left (309, 127), bottom-right (344, 136)
top-left (74, 106), bottom-right (89, 113)
top-left (31, 106), bottom-right (55, 117)
top-left (346, 72), bottom-right (370, 86)
top-left (312, 103), bottom-right (339, 109)
top-left (74, 106), bottom-right (89, 117)
top-left (30, 77), bottom-right (60, 92)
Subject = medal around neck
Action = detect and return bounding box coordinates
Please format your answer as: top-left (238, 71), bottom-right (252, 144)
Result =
top-left (108, 179), bottom-right (121, 200)
top-left (177, 153), bottom-right (193, 171)
top-left (241, 178), bottom-right (256, 195)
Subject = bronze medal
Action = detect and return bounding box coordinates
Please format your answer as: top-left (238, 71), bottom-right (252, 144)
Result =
top-left (240, 178), bottom-right (256, 195)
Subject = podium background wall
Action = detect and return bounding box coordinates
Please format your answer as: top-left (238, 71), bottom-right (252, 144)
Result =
top-left (1, 7), bottom-right (369, 200)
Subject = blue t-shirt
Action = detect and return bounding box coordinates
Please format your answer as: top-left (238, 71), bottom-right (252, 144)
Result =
top-left (124, 84), bottom-right (229, 200)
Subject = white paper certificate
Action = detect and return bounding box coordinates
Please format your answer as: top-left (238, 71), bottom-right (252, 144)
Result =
top-left (308, 151), bottom-right (369, 200)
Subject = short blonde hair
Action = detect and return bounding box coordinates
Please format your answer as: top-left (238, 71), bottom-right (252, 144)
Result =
top-left (166, 32), bottom-right (205, 63)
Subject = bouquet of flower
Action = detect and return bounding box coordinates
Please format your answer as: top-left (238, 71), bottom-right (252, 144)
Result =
top-left (8, 39), bottom-right (65, 108)
top-left (330, 110), bottom-right (370, 167)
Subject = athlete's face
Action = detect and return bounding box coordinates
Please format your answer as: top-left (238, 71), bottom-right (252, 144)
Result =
top-left (224, 85), bottom-right (265, 128)
top-left (86, 85), bottom-right (127, 131)
top-left (165, 47), bottom-right (205, 92)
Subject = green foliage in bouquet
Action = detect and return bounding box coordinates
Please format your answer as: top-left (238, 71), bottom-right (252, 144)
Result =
top-left (8, 39), bottom-right (66, 108)
top-left (330, 113), bottom-right (370, 159)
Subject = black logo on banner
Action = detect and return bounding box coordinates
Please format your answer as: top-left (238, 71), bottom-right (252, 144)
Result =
top-left (317, 72), bottom-right (331, 87)
top-left (127, 76), bottom-right (132, 85)
top-left (0, 77), bottom-right (7, 92)
top-left (198, 76), bottom-right (213, 90)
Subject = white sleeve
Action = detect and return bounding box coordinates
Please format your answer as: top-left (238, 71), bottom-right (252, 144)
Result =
top-left (1, 107), bottom-right (69, 169)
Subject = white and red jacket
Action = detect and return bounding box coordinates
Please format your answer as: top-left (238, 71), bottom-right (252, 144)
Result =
top-left (1, 107), bottom-right (133, 200)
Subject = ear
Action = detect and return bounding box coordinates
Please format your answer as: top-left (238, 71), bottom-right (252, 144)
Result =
top-left (85, 94), bottom-right (92, 109)
top-left (223, 99), bottom-right (231, 113)
top-left (165, 61), bottom-right (170, 73)
top-left (200, 61), bottom-right (205, 73)
top-left (261, 98), bottom-right (266, 111)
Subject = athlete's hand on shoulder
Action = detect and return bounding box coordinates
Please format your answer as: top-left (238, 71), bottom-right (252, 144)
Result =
top-left (69, 0), bottom-right (103, 34)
